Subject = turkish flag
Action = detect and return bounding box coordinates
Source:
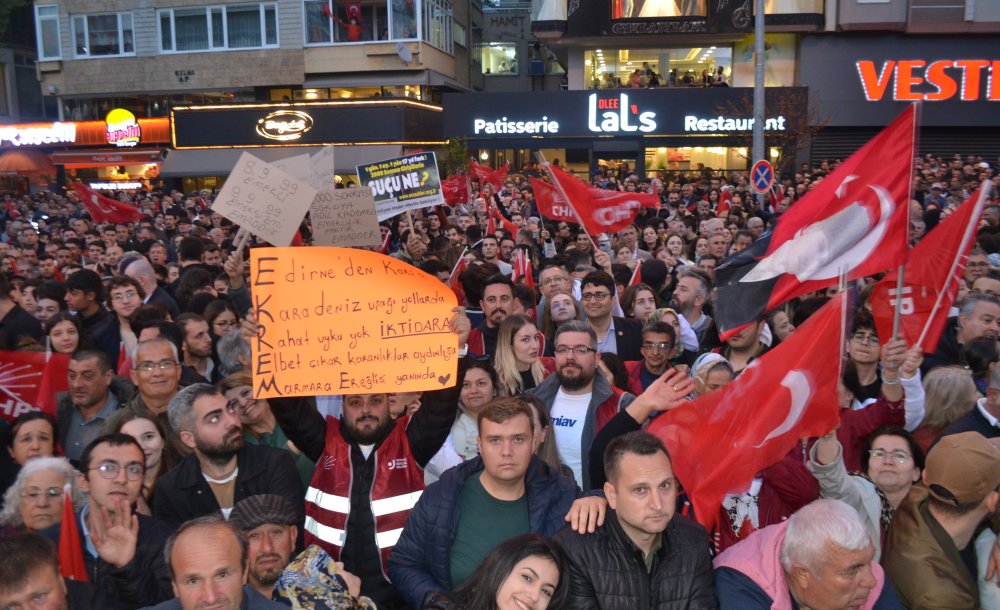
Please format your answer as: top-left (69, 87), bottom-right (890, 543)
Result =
top-left (442, 174), bottom-right (469, 206)
top-left (713, 105), bottom-right (916, 340)
top-left (628, 263), bottom-right (642, 287)
top-left (716, 189), bottom-right (733, 217)
top-left (71, 183), bottom-right (145, 224)
top-left (871, 183), bottom-right (991, 353)
top-left (469, 160), bottom-right (509, 190)
top-left (58, 485), bottom-right (89, 582)
top-left (0, 351), bottom-right (70, 423)
top-left (531, 178), bottom-right (576, 223)
top-left (492, 207), bottom-right (519, 237)
top-left (548, 165), bottom-right (657, 236)
top-left (649, 293), bottom-right (846, 533)
top-left (449, 254), bottom-right (467, 306)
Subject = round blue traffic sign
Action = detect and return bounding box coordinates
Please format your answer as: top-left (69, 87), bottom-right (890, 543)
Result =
top-left (751, 160), bottom-right (773, 195)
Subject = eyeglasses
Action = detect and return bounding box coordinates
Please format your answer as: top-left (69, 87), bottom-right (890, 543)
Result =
top-left (20, 486), bottom-right (61, 503)
top-left (967, 261), bottom-right (990, 268)
top-left (541, 276), bottom-right (569, 287)
top-left (213, 319), bottom-right (238, 330)
top-left (111, 290), bottom-right (138, 302)
top-left (641, 342), bottom-right (672, 352)
top-left (869, 448), bottom-right (911, 463)
top-left (136, 359), bottom-right (179, 373)
top-left (554, 345), bottom-right (597, 356)
top-left (91, 461), bottom-right (145, 480)
top-left (581, 291), bottom-right (611, 302)
top-left (850, 333), bottom-right (880, 346)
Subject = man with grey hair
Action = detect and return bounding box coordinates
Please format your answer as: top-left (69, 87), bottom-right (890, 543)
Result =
top-left (714, 499), bottom-right (902, 609)
top-left (217, 328), bottom-right (251, 377)
top-left (670, 266), bottom-right (715, 347)
top-left (122, 254), bottom-right (180, 319)
top-left (924, 291), bottom-right (1000, 373)
top-left (152, 384), bottom-right (304, 527)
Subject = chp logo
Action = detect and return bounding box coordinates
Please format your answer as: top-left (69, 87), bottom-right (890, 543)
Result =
top-left (256, 110), bottom-right (314, 142)
top-left (587, 93), bottom-right (656, 134)
top-left (105, 108), bottom-right (142, 148)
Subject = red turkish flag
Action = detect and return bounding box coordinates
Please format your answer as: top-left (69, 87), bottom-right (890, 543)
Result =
top-left (469, 160), bottom-right (509, 190)
top-left (71, 182), bottom-right (144, 224)
top-left (531, 178), bottom-right (576, 223)
top-left (449, 254), bottom-right (467, 306)
top-left (871, 183), bottom-right (991, 353)
top-left (492, 207), bottom-right (519, 237)
top-left (713, 105), bottom-right (916, 339)
top-left (0, 351), bottom-right (70, 423)
top-left (649, 293), bottom-right (846, 533)
top-left (628, 263), bottom-right (642, 287)
top-left (58, 485), bottom-right (89, 582)
top-left (442, 174), bottom-right (469, 206)
top-left (512, 248), bottom-right (535, 290)
top-left (548, 165), bottom-right (657, 235)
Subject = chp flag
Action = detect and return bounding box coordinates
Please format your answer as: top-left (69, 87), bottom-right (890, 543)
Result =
top-left (468, 160), bottom-right (509, 190)
top-left (545, 165), bottom-right (659, 236)
top-left (713, 105), bottom-right (917, 340)
top-left (649, 292), bottom-right (847, 533)
top-left (871, 181), bottom-right (993, 352)
top-left (0, 351), bottom-right (70, 423)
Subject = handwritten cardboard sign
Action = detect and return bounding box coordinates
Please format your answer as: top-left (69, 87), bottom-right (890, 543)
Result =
top-left (310, 187), bottom-right (381, 247)
top-left (271, 153), bottom-right (311, 181)
top-left (306, 146), bottom-right (337, 191)
top-left (212, 153), bottom-right (317, 247)
top-left (250, 247), bottom-right (459, 398)
top-left (357, 152), bottom-right (445, 221)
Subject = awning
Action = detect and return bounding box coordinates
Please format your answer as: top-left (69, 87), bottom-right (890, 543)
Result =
top-left (159, 144), bottom-right (403, 178)
top-left (0, 149), bottom-right (55, 175)
top-left (49, 148), bottom-right (163, 169)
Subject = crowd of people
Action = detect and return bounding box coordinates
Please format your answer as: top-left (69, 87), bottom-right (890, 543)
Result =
top-left (0, 151), bottom-right (999, 610)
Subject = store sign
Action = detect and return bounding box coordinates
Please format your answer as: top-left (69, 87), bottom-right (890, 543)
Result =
top-left (105, 109), bottom-right (142, 148)
top-left (683, 115), bottom-right (787, 132)
top-left (587, 93), bottom-right (656, 133)
top-left (473, 116), bottom-right (559, 135)
top-left (856, 60), bottom-right (1000, 102)
top-left (255, 110), bottom-right (315, 142)
top-left (0, 122), bottom-right (76, 147)
top-left (89, 181), bottom-right (144, 190)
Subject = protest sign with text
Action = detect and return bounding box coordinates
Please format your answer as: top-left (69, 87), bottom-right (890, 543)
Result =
top-left (306, 146), bottom-right (337, 191)
top-left (251, 247), bottom-right (459, 398)
top-left (357, 152), bottom-right (445, 221)
top-left (310, 187), bottom-right (381, 247)
top-left (212, 153), bottom-right (317, 247)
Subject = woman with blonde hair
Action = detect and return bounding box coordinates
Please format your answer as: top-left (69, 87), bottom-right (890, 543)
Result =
top-left (494, 315), bottom-right (551, 395)
top-left (913, 365), bottom-right (977, 452)
top-left (540, 291), bottom-right (583, 357)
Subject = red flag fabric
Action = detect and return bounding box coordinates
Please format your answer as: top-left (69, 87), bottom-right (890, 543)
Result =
top-left (58, 485), bottom-right (89, 582)
top-left (323, 0), bottom-right (334, 19)
top-left (871, 184), bottom-right (991, 352)
top-left (628, 262), bottom-right (642, 287)
top-left (291, 229), bottom-right (304, 247)
top-left (492, 207), bottom-right (519, 237)
top-left (449, 254), bottom-right (467, 306)
top-left (649, 293), bottom-right (846, 533)
top-left (716, 189), bottom-right (733, 217)
top-left (379, 230), bottom-right (391, 255)
top-left (0, 351), bottom-right (70, 423)
top-left (531, 178), bottom-right (576, 223)
top-left (441, 174), bottom-right (469, 206)
top-left (548, 165), bottom-right (658, 236)
top-left (469, 160), bottom-right (509, 190)
top-left (713, 105), bottom-right (916, 339)
top-left (486, 212), bottom-right (496, 237)
top-left (512, 249), bottom-right (535, 290)
top-left (71, 183), bottom-right (144, 224)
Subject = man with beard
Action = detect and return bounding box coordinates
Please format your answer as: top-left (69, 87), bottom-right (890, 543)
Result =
top-left (671, 267), bottom-right (715, 348)
top-left (467, 273), bottom-right (514, 359)
top-left (153, 384), bottom-right (304, 528)
top-left (176, 313), bottom-right (216, 382)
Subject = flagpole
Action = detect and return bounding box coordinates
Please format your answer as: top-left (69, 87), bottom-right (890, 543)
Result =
top-left (535, 151), bottom-right (599, 252)
top-left (892, 102), bottom-right (920, 340)
top-left (891, 265), bottom-right (906, 339)
top-left (233, 228), bottom-right (252, 259)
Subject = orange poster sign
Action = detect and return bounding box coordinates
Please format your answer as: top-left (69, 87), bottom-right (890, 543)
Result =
top-left (250, 247), bottom-right (459, 398)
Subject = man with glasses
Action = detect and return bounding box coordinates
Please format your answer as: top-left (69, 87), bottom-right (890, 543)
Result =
top-left (964, 247), bottom-right (991, 286)
top-left (128, 338), bottom-right (184, 417)
top-left (580, 271), bottom-right (643, 361)
top-left (42, 433), bottom-right (175, 608)
top-left (536, 259), bottom-right (577, 325)
top-left (626, 321), bottom-right (678, 395)
top-left (56, 349), bottom-right (132, 464)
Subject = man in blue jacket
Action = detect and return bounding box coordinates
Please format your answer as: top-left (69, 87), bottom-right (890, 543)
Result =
top-left (388, 396), bottom-right (604, 609)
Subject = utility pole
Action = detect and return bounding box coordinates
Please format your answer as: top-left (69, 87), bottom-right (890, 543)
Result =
top-left (753, 0), bottom-right (766, 207)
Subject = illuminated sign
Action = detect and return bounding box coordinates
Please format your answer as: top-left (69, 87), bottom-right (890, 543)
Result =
top-left (89, 181), bottom-right (144, 190)
top-left (683, 115), bottom-right (786, 132)
top-left (473, 116), bottom-right (559, 135)
top-left (255, 110), bottom-right (315, 141)
top-left (587, 93), bottom-right (656, 133)
top-left (105, 109), bottom-right (142, 148)
top-left (856, 60), bottom-right (1000, 102)
top-left (0, 122), bottom-right (76, 147)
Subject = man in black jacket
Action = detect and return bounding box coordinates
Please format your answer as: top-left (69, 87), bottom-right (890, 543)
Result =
top-left (43, 433), bottom-right (175, 609)
top-left (557, 432), bottom-right (716, 609)
top-left (581, 271), bottom-right (643, 361)
top-left (65, 269), bottom-right (121, 368)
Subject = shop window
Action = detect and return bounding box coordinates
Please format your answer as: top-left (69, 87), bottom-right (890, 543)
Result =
top-left (765, 0), bottom-right (824, 12)
top-left (482, 43), bottom-right (518, 76)
top-left (423, 0), bottom-right (453, 53)
top-left (303, 0), bottom-right (418, 44)
top-left (35, 5), bottom-right (62, 60)
top-left (72, 12), bottom-right (135, 57)
top-left (612, 0), bottom-right (707, 18)
top-left (293, 88), bottom-right (331, 100)
top-left (158, 4), bottom-right (279, 53)
top-left (586, 47), bottom-right (732, 89)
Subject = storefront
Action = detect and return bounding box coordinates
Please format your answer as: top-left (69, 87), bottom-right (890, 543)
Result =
top-left (799, 34), bottom-right (1000, 161)
top-left (165, 98), bottom-right (446, 192)
top-left (0, 110), bottom-right (169, 192)
top-left (443, 87), bottom-right (806, 177)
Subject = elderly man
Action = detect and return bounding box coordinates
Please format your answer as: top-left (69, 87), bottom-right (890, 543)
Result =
top-left (714, 499), bottom-right (903, 609)
top-left (140, 515), bottom-right (286, 610)
top-left (57, 349), bottom-right (132, 463)
top-left (229, 495), bottom-right (304, 599)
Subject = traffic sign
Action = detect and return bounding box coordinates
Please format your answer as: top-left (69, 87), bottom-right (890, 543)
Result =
top-left (751, 160), bottom-right (773, 195)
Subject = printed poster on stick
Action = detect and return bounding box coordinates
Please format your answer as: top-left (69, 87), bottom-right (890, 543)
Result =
top-left (357, 152), bottom-right (445, 221)
top-left (251, 247), bottom-right (459, 398)
top-left (212, 152), bottom-right (317, 246)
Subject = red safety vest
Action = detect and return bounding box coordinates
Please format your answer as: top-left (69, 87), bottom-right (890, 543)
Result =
top-left (304, 416), bottom-right (425, 579)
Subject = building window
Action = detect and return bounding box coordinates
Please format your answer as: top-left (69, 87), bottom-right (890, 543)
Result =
top-left (35, 5), bottom-right (62, 60)
top-left (303, 0), bottom-right (421, 44)
top-left (72, 12), bottom-right (134, 57)
top-left (482, 43), bottom-right (517, 76)
top-left (612, 0), bottom-right (707, 18)
top-left (454, 22), bottom-right (466, 48)
top-left (585, 47), bottom-right (732, 89)
top-left (423, 0), bottom-right (453, 53)
top-left (158, 4), bottom-right (279, 52)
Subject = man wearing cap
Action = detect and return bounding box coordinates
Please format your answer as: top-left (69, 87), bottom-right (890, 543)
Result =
top-left (883, 431), bottom-right (1000, 609)
top-left (230, 495), bottom-right (301, 599)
